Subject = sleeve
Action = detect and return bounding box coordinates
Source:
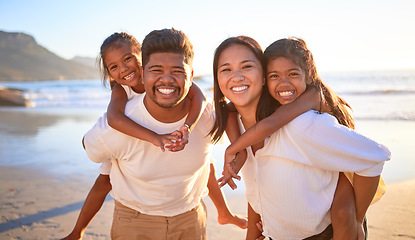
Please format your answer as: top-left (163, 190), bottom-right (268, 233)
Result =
top-left (99, 160), bottom-right (112, 175)
top-left (121, 85), bottom-right (135, 100)
top-left (273, 111), bottom-right (391, 176)
top-left (83, 113), bottom-right (114, 164)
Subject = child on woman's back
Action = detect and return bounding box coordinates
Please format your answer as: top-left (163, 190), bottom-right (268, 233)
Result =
top-left (62, 32), bottom-right (246, 240)
top-left (222, 38), bottom-right (388, 240)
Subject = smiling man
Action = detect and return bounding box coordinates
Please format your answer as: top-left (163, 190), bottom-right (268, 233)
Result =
top-left (83, 28), bottom-right (214, 239)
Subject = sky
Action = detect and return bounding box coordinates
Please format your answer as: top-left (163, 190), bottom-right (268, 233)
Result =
top-left (1, 0), bottom-right (414, 75)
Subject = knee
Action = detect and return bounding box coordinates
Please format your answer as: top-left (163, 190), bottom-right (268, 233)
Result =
top-left (331, 203), bottom-right (356, 226)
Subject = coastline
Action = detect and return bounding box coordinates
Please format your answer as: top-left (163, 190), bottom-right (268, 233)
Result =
top-left (0, 108), bottom-right (414, 239)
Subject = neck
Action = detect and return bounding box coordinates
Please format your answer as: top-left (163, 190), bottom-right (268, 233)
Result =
top-left (235, 105), bottom-right (257, 130)
top-left (143, 95), bottom-right (190, 123)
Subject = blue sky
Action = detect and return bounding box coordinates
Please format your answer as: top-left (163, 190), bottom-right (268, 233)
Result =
top-left (1, 0), bottom-right (414, 75)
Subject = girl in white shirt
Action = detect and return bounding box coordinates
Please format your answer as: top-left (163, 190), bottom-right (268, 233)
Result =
top-left (211, 37), bottom-right (390, 240)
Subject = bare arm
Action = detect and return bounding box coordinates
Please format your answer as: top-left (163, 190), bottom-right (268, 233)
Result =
top-left (184, 82), bottom-right (207, 133)
top-left (225, 87), bottom-right (322, 163)
top-left (218, 107), bottom-right (247, 189)
top-left (353, 174), bottom-right (380, 239)
top-left (169, 82), bottom-right (207, 151)
top-left (61, 174), bottom-right (111, 240)
top-left (107, 84), bottom-right (177, 151)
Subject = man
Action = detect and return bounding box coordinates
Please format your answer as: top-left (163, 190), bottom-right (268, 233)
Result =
top-left (83, 28), bottom-right (214, 239)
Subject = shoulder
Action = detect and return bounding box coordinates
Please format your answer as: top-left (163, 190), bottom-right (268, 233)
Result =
top-left (290, 110), bottom-right (337, 127)
top-left (285, 110), bottom-right (345, 137)
top-left (121, 85), bottom-right (142, 100)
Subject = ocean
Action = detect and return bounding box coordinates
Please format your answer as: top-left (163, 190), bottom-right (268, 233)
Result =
top-left (1, 70), bottom-right (415, 121)
top-left (0, 70), bottom-right (414, 187)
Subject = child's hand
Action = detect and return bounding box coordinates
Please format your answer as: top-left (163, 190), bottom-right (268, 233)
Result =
top-left (152, 134), bottom-right (180, 152)
top-left (165, 124), bottom-right (190, 152)
top-left (218, 149), bottom-right (246, 189)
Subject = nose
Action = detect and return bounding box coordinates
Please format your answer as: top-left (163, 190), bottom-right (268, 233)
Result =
top-left (232, 70), bottom-right (244, 81)
top-left (279, 75), bottom-right (289, 84)
top-left (120, 62), bottom-right (128, 73)
top-left (160, 72), bottom-right (175, 83)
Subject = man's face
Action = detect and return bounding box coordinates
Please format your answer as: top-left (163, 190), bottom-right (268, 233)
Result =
top-left (143, 52), bottom-right (193, 108)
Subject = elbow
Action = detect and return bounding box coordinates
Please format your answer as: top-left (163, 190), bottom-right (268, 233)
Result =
top-left (107, 115), bottom-right (122, 129)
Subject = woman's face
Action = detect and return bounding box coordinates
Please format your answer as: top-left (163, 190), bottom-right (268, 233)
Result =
top-left (217, 44), bottom-right (264, 111)
top-left (266, 57), bottom-right (307, 105)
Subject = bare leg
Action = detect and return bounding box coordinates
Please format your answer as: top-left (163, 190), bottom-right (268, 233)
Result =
top-left (207, 163), bottom-right (248, 229)
top-left (61, 174), bottom-right (111, 240)
top-left (331, 172), bottom-right (357, 240)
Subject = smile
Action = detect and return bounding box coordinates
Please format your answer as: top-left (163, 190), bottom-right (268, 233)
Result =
top-left (231, 85), bottom-right (248, 93)
top-left (278, 90), bottom-right (294, 97)
top-left (157, 87), bottom-right (176, 95)
top-left (123, 72), bottom-right (135, 81)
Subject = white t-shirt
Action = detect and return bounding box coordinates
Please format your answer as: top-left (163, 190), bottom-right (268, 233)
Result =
top-left (99, 85), bottom-right (140, 175)
top-left (240, 110), bottom-right (391, 240)
top-left (84, 93), bottom-right (214, 216)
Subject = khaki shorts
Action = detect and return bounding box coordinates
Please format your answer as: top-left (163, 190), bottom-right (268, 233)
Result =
top-left (111, 200), bottom-right (207, 240)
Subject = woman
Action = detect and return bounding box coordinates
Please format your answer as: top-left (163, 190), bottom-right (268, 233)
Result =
top-left (210, 36), bottom-right (390, 240)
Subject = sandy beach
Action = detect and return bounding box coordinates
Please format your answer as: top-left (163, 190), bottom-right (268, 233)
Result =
top-left (1, 108), bottom-right (414, 240)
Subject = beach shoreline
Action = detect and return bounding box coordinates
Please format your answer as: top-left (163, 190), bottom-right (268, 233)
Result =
top-left (1, 108), bottom-right (414, 239)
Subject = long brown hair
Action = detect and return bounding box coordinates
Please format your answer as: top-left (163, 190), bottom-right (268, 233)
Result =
top-left (210, 36), bottom-right (273, 143)
top-left (264, 38), bottom-right (355, 129)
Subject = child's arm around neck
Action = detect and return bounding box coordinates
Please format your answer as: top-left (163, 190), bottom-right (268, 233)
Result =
top-left (224, 87), bottom-right (322, 166)
top-left (184, 82), bottom-right (207, 132)
top-left (107, 83), bottom-right (174, 151)
top-left (166, 82), bottom-right (207, 151)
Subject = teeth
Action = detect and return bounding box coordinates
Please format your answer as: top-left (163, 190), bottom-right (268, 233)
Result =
top-left (279, 91), bottom-right (294, 97)
top-left (232, 86), bottom-right (248, 92)
top-left (158, 88), bottom-right (175, 94)
top-left (124, 72), bottom-right (135, 80)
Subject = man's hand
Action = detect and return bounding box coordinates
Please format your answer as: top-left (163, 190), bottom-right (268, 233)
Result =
top-left (357, 219), bottom-right (365, 240)
top-left (256, 220), bottom-right (265, 240)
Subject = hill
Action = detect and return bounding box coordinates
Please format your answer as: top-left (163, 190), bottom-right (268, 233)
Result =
top-left (0, 31), bottom-right (99, 81)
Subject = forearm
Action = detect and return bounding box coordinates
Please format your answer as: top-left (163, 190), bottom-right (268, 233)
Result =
top-left (108, 111), bottom-right (158, 143)
top-left (353, 174), bottom-right (380, 221)
top-left (227, 89), bottom-right (317, 155)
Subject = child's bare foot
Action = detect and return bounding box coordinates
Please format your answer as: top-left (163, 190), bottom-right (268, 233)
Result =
top-left (218, 213), bottom-right (248, 229)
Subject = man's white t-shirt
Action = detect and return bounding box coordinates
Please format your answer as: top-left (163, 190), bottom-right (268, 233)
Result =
top-left (84, 92), bottom-right (214, 216)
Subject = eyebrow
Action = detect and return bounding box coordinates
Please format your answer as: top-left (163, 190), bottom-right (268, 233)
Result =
top-left (218, 59), bottom-right (256, 69)
top-left (148, 65), bottom-right (186, 71)
top-left (267, 68), bottom-right (301, 74)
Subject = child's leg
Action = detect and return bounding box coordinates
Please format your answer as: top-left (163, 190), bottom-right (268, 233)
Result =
top-left (331, 172), bottom-right (357, 240)
top-left (61, 174), bottom-right (111, 240)
top-left (207, 163), bottom-right (248, 229)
